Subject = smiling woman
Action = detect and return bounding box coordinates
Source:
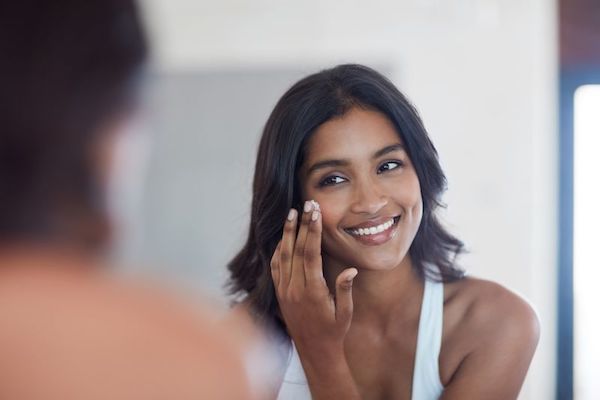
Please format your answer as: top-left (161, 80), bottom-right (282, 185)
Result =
top-left (300, 108), bottom-right (424, 273)
top-left (228, 64), bottom-right (539, 400)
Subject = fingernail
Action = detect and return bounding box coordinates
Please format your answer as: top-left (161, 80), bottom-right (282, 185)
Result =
top-left (287, 209), bottom-right (297, 221)
top-left (311, 210), bottom-right (319, 221)
top-left (304, 200), bottom-right (313, 213)
top-left (312, 200), bottom-right (320, 211)
top-left (347, 269), bottom-right (358, 281)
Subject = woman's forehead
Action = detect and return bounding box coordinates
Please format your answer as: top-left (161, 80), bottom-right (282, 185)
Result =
top-left (305, 107), bottom-right (404, 162)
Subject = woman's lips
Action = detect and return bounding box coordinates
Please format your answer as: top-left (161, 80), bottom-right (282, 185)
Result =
top-left (343, 216), bottom-right (400, 246)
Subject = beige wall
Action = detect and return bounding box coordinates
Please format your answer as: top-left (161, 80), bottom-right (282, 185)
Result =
top-left (138, 1), bottom-right (558, 398)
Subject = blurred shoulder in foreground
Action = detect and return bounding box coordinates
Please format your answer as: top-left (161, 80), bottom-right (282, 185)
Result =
top-left (0, 247), bottom-right (273, 400)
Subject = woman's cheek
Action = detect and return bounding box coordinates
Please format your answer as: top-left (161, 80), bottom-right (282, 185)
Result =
top-left (318, 208), bottom-right (339, 256)
top-left (400, 178), bottom-right (423, 227)
top-left (396, 172), bottom-right (422, 207)
top-left (314, 199), bottom-right (338, 234)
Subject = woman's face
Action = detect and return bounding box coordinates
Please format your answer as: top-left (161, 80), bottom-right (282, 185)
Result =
top-left (299, 107), bottom-right (423, 271)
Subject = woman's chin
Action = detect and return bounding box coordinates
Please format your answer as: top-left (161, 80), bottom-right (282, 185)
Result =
top-left (339, 253), bottom-right (407, 273)
top-left (356, 260), bottom-right (404, 272)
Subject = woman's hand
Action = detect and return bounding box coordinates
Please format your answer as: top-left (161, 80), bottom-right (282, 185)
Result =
top-left (271, 200), bottom-right (361, 399)
top-left (270, 200), bottom-right (358, 355)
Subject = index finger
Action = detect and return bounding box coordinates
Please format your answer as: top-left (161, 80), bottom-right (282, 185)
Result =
top-left (278, 208), bottom-right (298, 290)
top-left (270, 240), bottom-right (282, 289)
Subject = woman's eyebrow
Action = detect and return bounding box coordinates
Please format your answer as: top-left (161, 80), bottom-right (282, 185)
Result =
top-left (306, 144), bottom-right (405, 176)
top-left (373, 143), bottom-right (405, 159)
top-left (306, 159), bottom-right (349, 175)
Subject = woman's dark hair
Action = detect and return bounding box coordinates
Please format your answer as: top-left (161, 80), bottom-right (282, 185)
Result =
top-left (0, 0), bottom-right (147, 249)
top-left (228, 64), bottom-right (464, 331)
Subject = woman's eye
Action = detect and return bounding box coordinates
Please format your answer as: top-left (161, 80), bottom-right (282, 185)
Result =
top-left (378, 160), bottom-right (403, 173)
top-left (319, 175), bottom-right (347, 187)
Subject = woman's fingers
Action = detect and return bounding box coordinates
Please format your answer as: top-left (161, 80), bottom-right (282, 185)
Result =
top-left (290, 201), bottom-right (314, 287)
top-left (279, 208), bottom-right (298, 289)
top-left (304, 203), bottom-right (325, 285)
top-left (334, 268), bottom-right (358, 326)
top-left (270, 240), bottom-right (282, 290)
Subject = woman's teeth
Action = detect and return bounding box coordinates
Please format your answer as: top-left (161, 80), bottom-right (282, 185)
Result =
top-left (349, 218), bottom-right (395, 236)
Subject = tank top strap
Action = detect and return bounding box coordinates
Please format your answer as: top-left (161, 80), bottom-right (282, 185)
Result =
top-left (411, 275), bottom-right (444, 399)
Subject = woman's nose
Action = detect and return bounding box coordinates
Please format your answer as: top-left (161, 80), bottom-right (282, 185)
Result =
top-left (350, 179), bottom-right (388, 215)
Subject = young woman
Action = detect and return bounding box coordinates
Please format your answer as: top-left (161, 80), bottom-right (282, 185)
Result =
top-left (228, 64), bottom-right (539, 399)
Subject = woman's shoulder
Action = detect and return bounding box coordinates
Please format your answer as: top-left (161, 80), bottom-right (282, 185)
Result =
top-left (0, 258), bottom-right (258, 399)
top-left (443, 276), bottom-right (540, 349)
top-left (438, 277), bottom-right (540, 387)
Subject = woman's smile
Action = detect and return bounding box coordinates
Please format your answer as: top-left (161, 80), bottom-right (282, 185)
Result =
top-left (343, 215), bottom-right (401, 246)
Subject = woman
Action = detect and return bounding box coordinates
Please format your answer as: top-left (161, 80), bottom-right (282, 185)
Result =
top-left (228, 64), bottom-right (539, 399)
top-left (0, 1), bottom-right (262, 398)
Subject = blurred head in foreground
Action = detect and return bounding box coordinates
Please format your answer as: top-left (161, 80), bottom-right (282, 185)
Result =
top-left (0, 2), bottom-right (271, 399)
top-left (0, 0), bottom-right (147, 252)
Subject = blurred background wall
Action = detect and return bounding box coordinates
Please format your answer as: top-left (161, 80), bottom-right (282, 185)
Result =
top-left (114, 1), bottom-right (558, 398)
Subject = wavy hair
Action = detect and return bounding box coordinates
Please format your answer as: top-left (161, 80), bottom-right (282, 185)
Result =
top-left (228, 64), bottom-right (464, 332)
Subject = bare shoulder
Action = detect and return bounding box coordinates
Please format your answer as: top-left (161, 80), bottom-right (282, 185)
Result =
top-left (445, 277), bottom-right (540, 344)
top-left (0, 263), bottom-right (255, 400)
top-left (438, 277), bottom-right (540, 396)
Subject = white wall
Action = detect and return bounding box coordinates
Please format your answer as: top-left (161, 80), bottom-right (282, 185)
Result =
top-left (136, 1), bottom-right (558, 398)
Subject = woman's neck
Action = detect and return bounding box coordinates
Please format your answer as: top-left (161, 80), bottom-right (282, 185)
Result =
top-left (0, 241), bottom-right (101, 272)
top-left (322, 254), bottom-right (424, 327)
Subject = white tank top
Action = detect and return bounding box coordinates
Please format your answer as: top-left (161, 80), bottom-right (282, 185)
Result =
top-left (276, 277), bottom-right (444, 400)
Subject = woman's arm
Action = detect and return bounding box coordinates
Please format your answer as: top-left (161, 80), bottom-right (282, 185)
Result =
top-left (270, 201), bottom-right (361, 400)
top-left (440, 286), bottom-right (540, 400)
